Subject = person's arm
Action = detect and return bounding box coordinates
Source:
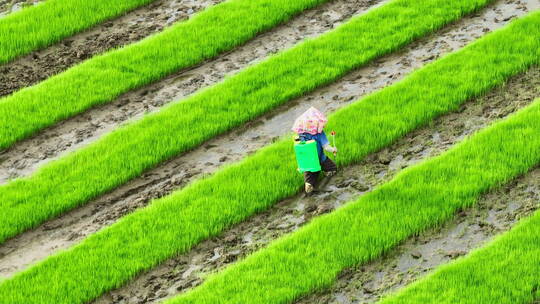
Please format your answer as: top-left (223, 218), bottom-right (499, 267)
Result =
top-left (321, 132), bottom-right (337, 154)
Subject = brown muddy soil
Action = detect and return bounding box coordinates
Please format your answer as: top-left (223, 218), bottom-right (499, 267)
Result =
top-left (92, 67), bottom-right (540, 302)
top-left (0, 0), bottom-right (224, 96)
top-left (0, 0), bottom-right (383, 184)
top-left (0, 0), bottom-right (536, 284)
top-left (0, 0), bottom-right (40, 17)
top-left (297, 169), bottom-right (540, 304)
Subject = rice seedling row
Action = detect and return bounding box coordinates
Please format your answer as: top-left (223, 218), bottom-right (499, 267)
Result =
top-left (0, 0), bottom-right (336, 149)
top-left (0, 0), bottom-right (159, 64)
top-left (0, 0), bottom-right (381, 184)
top-left (0, 11), bottom-right (537, 304)
top-left (94, 67), bottom-right (540, 303)
top-left (0, 0), bottom-right (224, 97)
top-left (0, 0), bottom-right (382, 279)
top-left (167, 96), bottom-right (540, 303)
top-left (378, 184), bottom-right (540, 304)
top-left (0, 0), bottom-right (498, 243)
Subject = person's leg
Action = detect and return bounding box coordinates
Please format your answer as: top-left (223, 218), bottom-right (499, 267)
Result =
top-left (303, 171), bottom-right (319, 193)
top-left (321, 157), bottom-right (337, 176)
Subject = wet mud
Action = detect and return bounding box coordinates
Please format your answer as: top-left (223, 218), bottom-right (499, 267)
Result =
top-left (297, 168), bottom-right (540, 304)
top-left (0, 0), bottom-right (40, 18)
top-left (92, 66), bottom-right (539, 303)
top-left (0, 0), bottom-right (383, 184)
top-left (0, 0), bottom-right (224, 96)
top-left (0, 0), bottom-right (536, 286)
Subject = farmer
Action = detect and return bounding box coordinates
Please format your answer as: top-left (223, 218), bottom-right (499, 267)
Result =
top-left (292, 107), bottom-right (337, 194)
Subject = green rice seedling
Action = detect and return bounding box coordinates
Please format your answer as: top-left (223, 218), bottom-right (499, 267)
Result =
top-left (378, 205), bottom-right (540, 304)
top-left (166, 98), bottom-right (540, 304)
top-left (0, 12), bottom-right (538, 304)
top-left (0, 0), bottom-right (504, 242)
top-left (0, 0), bottom-right (157, 64)
top-left (0, 0), bottom-right (332, 148)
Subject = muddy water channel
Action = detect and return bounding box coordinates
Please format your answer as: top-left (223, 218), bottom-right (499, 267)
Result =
top-left (0, 0), bottom-right (41, 18)
top-left (91, 68), bottom-right (540, 303)
top-left (0, 0), bottom-right (536, 287)
top-left (0, 0), bottom-right (383, 183)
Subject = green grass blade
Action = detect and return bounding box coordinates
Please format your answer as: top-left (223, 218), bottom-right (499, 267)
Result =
top-left (0, 0), bottom-right (501, 242)
top-left (0, 11), bottom-right (538, 304)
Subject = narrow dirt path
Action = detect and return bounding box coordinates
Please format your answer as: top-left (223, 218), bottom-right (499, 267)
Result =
top-left (0, 0), bottom-right (224, 96)
top-left (0, 0), bottom-right (384, 184)
top-left (93, 67), bottom-right (540, 304)
top-left (0, 0), bottom-right (534, 285)
top-left (296, 170), bottom-right (540, 304)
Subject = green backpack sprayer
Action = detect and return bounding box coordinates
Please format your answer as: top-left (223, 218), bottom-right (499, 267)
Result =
top-left (294, 139), bottom-right (321, 173)
top-left (294, 130), bottom-right (336, 173)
